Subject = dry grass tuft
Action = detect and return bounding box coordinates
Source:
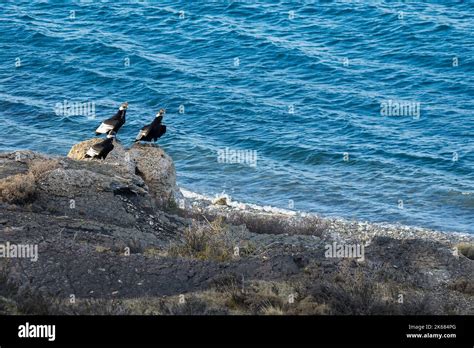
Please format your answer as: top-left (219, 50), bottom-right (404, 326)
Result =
top-left (0, 271), bottom-right (54, 315)
top-left (168, 217), bottom-right (232, 261)
top-left (0, 173), bottom-right (36, 204)
top-left (457, 243), bottom-right (474, 260)
top-left (144, 247), bottom-right (165, 258)
top-left (261, 304), bottom-right (284, 315)
top-left (226, 212), bottom-right (328, 236)
top-left (0, 159), bottom-right (61, 205)
top-left (307, 265), bottom-right (439, 315)
top-left (158, 296), bottom-right (228, 315)
top-left (95, 245), bottom-right (111, 253)
top-left (28, 159), bottom-right (60, 179)
top-left (208, 276), bottom-right (308, 315)
top-left (448, 278), bottom-right (474, 295)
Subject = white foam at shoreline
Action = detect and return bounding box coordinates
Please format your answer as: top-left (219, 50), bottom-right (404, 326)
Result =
top-left (178, 187), bottom-right (473, 239)
top-left (180, 187), bottom-right (301, 216)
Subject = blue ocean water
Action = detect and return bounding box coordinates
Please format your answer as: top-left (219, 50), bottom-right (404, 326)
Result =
top-left (0, 2), bottom-right (473, 233)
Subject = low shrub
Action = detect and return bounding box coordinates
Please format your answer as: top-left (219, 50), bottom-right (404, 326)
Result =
top-left (457, 243), bottom-right (474, 260)
top-left (0, 173), bottom-right (36, 204)
top-left (168, 217), bottom-right (232, 261)
top-left (28, 159), bottom-right (60, 179)
top-left (225, 212), bottom-right (328, 236)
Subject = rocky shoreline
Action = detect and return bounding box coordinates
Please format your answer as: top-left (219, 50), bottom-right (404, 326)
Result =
top-left (0, 140), bottom-right (472, 315)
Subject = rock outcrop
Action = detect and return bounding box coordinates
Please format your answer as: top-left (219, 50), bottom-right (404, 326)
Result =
top-left (129, 143), bottom-right (181, 206)
top-left (67, 139), bottom-right (180, 205)
top-left (67, 138), bottom-right (104, 160)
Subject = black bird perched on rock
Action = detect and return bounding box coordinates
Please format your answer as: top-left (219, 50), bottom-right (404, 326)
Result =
top-left (85, 132), bottom-right (116, 159)
top-left (134, 109), bottom-right (167, 143)
top-left (95, 102), bottom-right (128, 135)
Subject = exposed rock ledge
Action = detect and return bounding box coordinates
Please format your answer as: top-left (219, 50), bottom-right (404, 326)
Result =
top-left (0, 143), bottom-right (472, 315)
top-left (67, 138), bottom-right (181, 205)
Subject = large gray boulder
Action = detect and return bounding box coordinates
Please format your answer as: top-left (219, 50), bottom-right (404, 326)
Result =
top-left (66, 139), bottom-right (180, 206)
top-left (129, 143), bottom-right (180, 206)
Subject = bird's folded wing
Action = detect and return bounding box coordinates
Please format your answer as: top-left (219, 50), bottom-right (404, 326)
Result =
top-left (135, 125), bottom-right (150, 140)
top-left (86, 146), bottom-right (100, 157)
top-left (95, 120), bottom-right (115, 134)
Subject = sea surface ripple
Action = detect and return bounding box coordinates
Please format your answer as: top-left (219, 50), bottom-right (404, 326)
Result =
top-left (0, 2), bottom-right (473, 233)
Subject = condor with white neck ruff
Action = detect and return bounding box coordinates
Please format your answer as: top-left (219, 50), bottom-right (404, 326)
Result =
top-left (95, 102), bottom-right (128, 135)
top-left (134, 109), bottom-right (167, 143)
